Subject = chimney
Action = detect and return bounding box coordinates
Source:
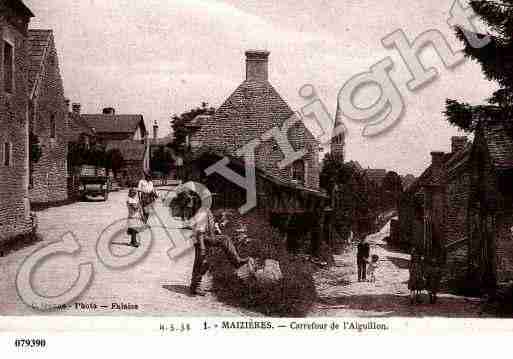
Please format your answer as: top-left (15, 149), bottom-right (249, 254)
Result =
top-left (64, 98), bottom-right (70, 112)
top-left (430, 151), bottom-right (445, 184)
top-left (153, 120), bottom-right (159, 139)
top-left (102, 107), bottom-right (115, 115)
top-left (451, 136), bottom-right (467, 154)
top-left (72, 103), bottom-right (81, 115)
top-left (245, 50), bottom-right (270, 82)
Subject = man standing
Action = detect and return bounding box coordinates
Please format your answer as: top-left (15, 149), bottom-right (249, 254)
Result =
top-left (188, 208), bottom-right (249, 296)
top-left (357, 238), bottom-right (370, 282)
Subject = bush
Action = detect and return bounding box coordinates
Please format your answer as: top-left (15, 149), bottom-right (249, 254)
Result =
top-left (209, 211), bottom-right (318, 317)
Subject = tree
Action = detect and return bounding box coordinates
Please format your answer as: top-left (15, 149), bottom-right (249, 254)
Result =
top-left (320, 154), bottom-right (379, 239)
top-left (381, 171), bottom-right (403, 209)
top-left (169, 102), bottom-right (216, 154)
top-left (444, 1), bottom-right (513, 131)
top-left (105, 148), bottom-right (125, 177)
top-left (150, 147), bottom-right (174, 176)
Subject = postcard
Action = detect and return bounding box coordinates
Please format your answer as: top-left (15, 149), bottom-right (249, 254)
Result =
top-left (1, 0), bottom-right (513, 354)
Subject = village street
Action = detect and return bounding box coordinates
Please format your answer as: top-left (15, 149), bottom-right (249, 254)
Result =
top-left (0, 188), bottom-right (252, 316)
top-left (1, 189), bottom-right (484, 317)
top-left (312, 223), bottom-right (483, 317)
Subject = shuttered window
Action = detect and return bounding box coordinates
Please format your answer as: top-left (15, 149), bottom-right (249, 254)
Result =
top-left (3, 142), bottom-right (12, 166)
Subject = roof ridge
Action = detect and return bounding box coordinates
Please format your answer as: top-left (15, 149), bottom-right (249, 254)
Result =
top-left (28, 29), bottom-right (53, 99)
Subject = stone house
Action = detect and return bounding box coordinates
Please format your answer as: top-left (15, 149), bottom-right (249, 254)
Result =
top-left (186, 50), bottom-right (327, 255)
top-left (399, 129), bottom-right (513, 293)
top-left (0, 0), bottom-right (35, 243)
top-left (27, 29), bottom-right (68, 206)
top-left (398, 137), bottom-right (468, 255)
top-left (190, 50), bottom-right (320, 190)
top-left (460, 121), bottom-right (513, 291)
top-left (105, 139), bottom-right (146, 187)
top-left (77, 106), bottom-right (147, 145)
top-left (65, 105), bottom-right (148, 187)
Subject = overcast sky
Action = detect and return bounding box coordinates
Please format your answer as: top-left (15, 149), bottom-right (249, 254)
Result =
top-left (25, 0), bottom-right (497, 175)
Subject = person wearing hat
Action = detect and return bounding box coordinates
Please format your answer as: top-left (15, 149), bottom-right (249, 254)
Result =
top-left (356, 237), bottom-right (370, 282)
top-left (188, 208), bottom-right (250, 296)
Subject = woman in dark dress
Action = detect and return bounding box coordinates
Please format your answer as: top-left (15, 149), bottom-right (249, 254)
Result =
top-left (408, 250), bottom-right (425, 304)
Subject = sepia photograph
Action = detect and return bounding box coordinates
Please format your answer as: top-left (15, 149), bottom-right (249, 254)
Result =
top-left (1, 0), bottom-right (513, 335)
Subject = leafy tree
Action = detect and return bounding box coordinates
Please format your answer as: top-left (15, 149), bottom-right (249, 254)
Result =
top-left (105, 148), bottom-right (125, 177)
top-left (445, 1), bottom-right (513, 131)
top-left (67, 142), bottom-right (88, 168)
top-left (320, 154), bottom-right (378, 238)
top-left (150, 146), bottom-right (174, 176)
top-left (68, 143), bottom-right (124, 175)
top-left (169, 102), bottom-right (216, 154)
top-left (382, 171), bottom-right (403, 209)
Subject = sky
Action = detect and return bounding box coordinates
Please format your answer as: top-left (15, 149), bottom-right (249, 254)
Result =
top-left (24, 0), bottom-right (497, 176)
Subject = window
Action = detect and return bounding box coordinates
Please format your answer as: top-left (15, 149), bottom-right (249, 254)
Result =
top-left (291, 159), bottom-right (305, 184)
top-left (3, 41), bottom-right (14, 93)
top-left (3, 142), bottom-right (12, 166)
top-left (50, 114), bottom-right (56, 139)
top-left (28, 101), bottom-right (35, 133)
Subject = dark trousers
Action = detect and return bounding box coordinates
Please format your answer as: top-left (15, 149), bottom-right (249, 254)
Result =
top-left (357, 258), bottom-right (367, 281)
top-left (190, 235), bottom-right (245, 292)
top-left (127, 228), bottom-right (138, 245)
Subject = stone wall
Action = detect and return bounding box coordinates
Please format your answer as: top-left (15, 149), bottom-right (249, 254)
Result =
top-left (0, 16), bottom-right (33, 242)
top-left (444, 242), bottom-right (469, 290)
top-left (29, 34), bottom-right (68, 205)
top-left (443, 169), bottom-right (471, 287)
top-left (496, 208), bottom-right (513, 282)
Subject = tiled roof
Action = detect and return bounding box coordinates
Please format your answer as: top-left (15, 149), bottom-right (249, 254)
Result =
top-left (364, 169), bottom-right (387, 186)
top-left (106, 140), bottom-right (146, 162)
top-left (67, 113), bottom-right (95, 141)
top-left (483, 122), bottom-right (513, 171)
top-left (193, 150), bottom-right (328, 199)
top-left (445, 142), bottom-right (472, 176)
top-left (406, 152), bottom-right (456, 193)
top-left (81, 114), bottom-right (145, 135)
top-left (194, 79), bottom-right (296, 152)
top-left (27, 29), bottom-right (53, 97)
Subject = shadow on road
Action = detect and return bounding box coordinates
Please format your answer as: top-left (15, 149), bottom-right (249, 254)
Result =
top-left (317, 293), bottom-right (482, 317)
top-left (386, 256), bottom-right (410, 270)
top-left (0, 233), bottom-right (42, 258)
top-left (163, 284), bottom-right (193, 297)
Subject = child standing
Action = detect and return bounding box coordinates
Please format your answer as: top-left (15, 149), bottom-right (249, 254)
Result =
top-left (127, 188), bottom-right (144, 247)
top-left (367, 254), bottom-right (379, 282)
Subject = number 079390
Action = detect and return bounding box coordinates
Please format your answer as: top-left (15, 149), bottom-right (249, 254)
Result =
top-left (14, 338), bottom-right (47, 348)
